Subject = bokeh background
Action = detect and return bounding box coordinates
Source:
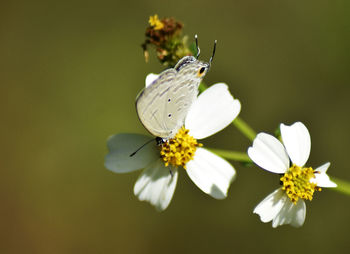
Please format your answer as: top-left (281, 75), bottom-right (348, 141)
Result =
top-left (2, 0), bottom-right (349, 253)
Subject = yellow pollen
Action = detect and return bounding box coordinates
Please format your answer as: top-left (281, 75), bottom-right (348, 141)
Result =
top-left (148, 14), bottom-right (164, 30)
top-left (160, 127), bottom-right (202, 169)
top-left (280, 164), bottom-right (322, 204)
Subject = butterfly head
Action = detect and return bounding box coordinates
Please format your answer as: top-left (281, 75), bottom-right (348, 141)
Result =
top-left (174, 56), bottom-right (210, 79)
top-left (196, 62), bottom-right (210, 78)
top-left (174, 37), bottom-right (216, 79)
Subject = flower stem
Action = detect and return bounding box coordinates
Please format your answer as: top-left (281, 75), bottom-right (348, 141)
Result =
top-left (329, 176), bottom-right (350, 196)
top-left (232, 117), bottom-right (256, 141)
top-left (208, 148), bottom-right (252, 163)
top-left (198, 82), bottom-right (208, 92)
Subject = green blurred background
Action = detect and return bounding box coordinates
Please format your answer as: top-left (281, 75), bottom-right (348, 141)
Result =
top-left (1, 0), bottom-right (349, 253)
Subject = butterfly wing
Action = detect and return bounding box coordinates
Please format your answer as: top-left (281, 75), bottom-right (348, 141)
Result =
top-left (136, 65), bottom-right (202, 139)
top-left (162, 63), bottom-right (203, 134)
top-left (136, 69), bottom-right (177, 139)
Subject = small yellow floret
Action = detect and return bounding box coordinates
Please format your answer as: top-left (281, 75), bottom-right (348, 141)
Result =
top-left (280, 164), bottom-right (321, 204)
top-left (149, 14), bottom-right (164, 30)
top-left (160, 127), bottom-right (202, 168)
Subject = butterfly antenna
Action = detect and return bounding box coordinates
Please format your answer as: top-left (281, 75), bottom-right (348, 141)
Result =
top-left (209, 40), bottom-right (217, 68)
top-left (129, 138), bottom-right (156, 157)
top-left (195, 34), bottom-right (200, 59)
top-left (129, 137), bottom-right (165, 157)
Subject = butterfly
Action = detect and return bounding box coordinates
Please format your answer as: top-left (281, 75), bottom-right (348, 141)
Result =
top-left (135, 35), bottom-right (217, 142)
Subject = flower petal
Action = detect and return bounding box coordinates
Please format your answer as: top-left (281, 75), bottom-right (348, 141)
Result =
top-left (145, 73), bottom-right (159, 87)
top-left (272, 199), bottom-right (306, 228)
top-left (105, 133), bottom-right (159, 173)
top-left (312, 173), bottom-right (337, 188)
top-left (134, 159), bottom-right (178, 211)
top-left (314, 162), bottom-right (330, 173)
top-left (280, 122), bottom-right (311, 167)
top-left (253, 188), bottom-right (288, 223)
top-left (310, 162), bottom-right (337, 187)
top-left (185, 83), bottom-right (241, 139)
top-left (186, 148), bottom-right (236, 199)
top-left (290, 200), bottom-right (306, 227)
top-left (248, 133), bottom-right (289, 174)
top-left (254, 189), bottom-right (306, 228)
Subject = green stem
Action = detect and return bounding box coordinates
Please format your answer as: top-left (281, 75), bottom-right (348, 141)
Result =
top-left (329, 176), bottom-right (350, 196)
top-left (232, 117), bottom-right (256, 141)
top-left (208, 148), bottom-right (252, 163)
top-left (198, 82), bottom-right (208, 92)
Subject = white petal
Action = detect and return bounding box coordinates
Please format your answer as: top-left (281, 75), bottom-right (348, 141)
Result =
top-left (253, 188), bottom-right (288, 223)
top-left (145, 73), bottom-right (159, 87)
top-left (314, 162), bottom-right (330, 173)
top-left (280, 122), bottom-right (311, 167)
top-left (290, 200), bottom-right (306, 227)
top-left (105, 133), bottom-right (159, 173)
top-left (310, 162), bottom-right (337, 187)
top-left (186, 148), bottom-right (236, 199)
top-left (272, 199), bottom-right (306, 228)
top-left (248, 133), bottom-right (289, 174)
top-left (311, 173), bottom-right (337, 187)
top-left (185, 83), bottom-right (241, 139)
top-left (134, 159), bottom-right (178, 211)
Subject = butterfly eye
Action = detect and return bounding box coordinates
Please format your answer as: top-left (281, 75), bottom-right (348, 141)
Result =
top-left (197, 67), bottom-right (206, 77)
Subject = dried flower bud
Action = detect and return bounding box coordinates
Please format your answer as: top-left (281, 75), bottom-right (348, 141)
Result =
top-left (142, 15), bottom-right (192, 67)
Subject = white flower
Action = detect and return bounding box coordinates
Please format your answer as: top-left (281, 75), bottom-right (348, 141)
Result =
top-left (248, 122), bottom-right (337, 228)
top-left (105, 74), bottom-right (241, 211)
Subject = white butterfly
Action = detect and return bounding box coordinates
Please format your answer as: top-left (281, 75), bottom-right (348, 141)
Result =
top-left (136, 36), bottom-right (216, 141)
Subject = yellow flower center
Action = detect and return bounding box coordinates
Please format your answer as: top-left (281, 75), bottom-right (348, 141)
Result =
top-left (280, 164), bottom-right (321, 204)
top-left (160, 127), bottom-right (202, 169)
top-left (148, 14), bottom-right (164, 30)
